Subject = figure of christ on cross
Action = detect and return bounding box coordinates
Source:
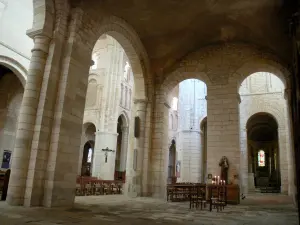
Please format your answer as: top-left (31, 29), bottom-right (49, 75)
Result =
top-left (102, 147), bottom-right (115, 163)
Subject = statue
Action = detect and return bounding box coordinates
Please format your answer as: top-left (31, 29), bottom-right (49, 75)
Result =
top-left (219, 156), bottom-right (229, 184)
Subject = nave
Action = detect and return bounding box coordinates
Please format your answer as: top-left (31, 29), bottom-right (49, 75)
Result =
top-left (0, 194), bottom-right (297, 225)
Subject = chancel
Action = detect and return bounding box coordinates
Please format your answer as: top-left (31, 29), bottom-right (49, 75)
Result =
top-left (0, 0), bottom-right (299, 224)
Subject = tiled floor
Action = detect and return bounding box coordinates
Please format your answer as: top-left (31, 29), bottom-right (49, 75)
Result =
top-left (0, 194), bottom-right (298, 225)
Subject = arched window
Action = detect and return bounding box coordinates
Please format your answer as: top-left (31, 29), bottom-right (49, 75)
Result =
top-left (87, 148), bottom-right (93, 163)
top-left (258, 150), bottom-right (265, 167)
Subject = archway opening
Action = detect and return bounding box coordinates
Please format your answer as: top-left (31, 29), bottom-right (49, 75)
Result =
top-left (81, 141), bottom-right (95, 176)
top-left (238, 71), bottom-right (292, 194)
top-left (78, 32), bottom-right (137, 189)
top-left (0, 65), bottom-right (24, 201)
top-left (167, 78), bottom-right (207, 183)
top-left (246, 113), bottom-right (280, 192)
top-left (0, 65), bottom-right (23, 170)
top-left (80, 123), bottom-right (96, 176)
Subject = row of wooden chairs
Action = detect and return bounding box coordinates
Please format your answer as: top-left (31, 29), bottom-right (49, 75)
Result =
top-left (76, 182), bottom-right (122, 196)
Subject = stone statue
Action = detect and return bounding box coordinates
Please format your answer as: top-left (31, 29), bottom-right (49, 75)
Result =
top-left (219, 156), bottom-right (229, 184)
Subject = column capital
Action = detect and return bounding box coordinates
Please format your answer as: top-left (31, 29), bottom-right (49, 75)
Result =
top-left (26, 28), bottom-right (52, 40)
top-left (29, 35), bottom-right (51, 54)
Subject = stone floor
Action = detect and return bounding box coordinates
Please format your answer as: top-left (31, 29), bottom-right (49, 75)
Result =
top-left (0, 194), bottom-right (298, 225)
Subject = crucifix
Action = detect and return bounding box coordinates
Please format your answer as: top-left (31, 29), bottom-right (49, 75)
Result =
top-left (102, 147), bottom-right (115, 163)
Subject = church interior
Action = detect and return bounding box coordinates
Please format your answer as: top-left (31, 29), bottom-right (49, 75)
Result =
top-left (0, 0), bottom-right (300, 224)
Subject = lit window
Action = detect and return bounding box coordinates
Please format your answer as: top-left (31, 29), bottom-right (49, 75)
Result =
top-left (87, 148), bottom-right (93, 163)
top-left (258, 150), bottom-right (265, 167)
top-left (172, 97), bottom-right (178, 111)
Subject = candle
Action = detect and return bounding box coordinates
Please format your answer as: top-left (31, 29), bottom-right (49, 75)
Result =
top-left (217, 176), bottom-right (220, 184)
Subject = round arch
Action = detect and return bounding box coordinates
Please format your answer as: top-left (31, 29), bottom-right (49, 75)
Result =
top-left (161, 43), bottom-right (290, 94)
top-left (83, 122), bottom-right (97, 135)
top-left (246, 112), bottom-right (279, 130)
top-left (0, 55), bottom-right (27, 87)
top-left (91, 16), bottom-right (150, 100)
top-left (161, 71), bottom-right (210, 96)
top-left (235, 62), bottom-right (290, 91)
top-left (241, 103), bottom-right (284, 129)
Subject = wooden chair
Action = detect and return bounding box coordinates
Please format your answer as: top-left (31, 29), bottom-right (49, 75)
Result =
top-left (189, 185), bottom-right (206, 209)
top-left (209, 185), bottom-right (227, 212)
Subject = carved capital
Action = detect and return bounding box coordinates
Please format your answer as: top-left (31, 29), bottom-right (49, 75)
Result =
top-left (29, 35), bottom-right (51, 54)
top-left (26, 28), bottom-right (52, 40)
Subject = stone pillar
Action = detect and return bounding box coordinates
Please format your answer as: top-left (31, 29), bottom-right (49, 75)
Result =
top-left (284, 88), bottom-right (296, 199)
top-left (150, 90), bottom-right (169, 198)
top-left (7, 35), bottom-right (50, 206)
top-left (120, 126), bottom-right (129, 171)
top-left (240, 125), bottom-right (248, 194)
top-left (92, 131), bottom-right (118, 180)
top-left (127, 99), bottom-right (147, 197)
top-left (278, 127), bottom-right (289, 194)
top-left (206, 83), bottom-right (240, 184)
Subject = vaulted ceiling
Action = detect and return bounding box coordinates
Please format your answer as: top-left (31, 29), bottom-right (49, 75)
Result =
top-left (76, 0), bottom-right (294, 73)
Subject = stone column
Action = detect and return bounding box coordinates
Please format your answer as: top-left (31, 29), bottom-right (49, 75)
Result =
top-left (206, 83), bottom-right (240, 183)
top-left (92, 131), bottom-right (118, 180)
top-left (120, 126), bottom-right (129, 171)
top-left (7, 35), bottom-right (50, 206)
top-left (278, 127), bottom-right (289, 194)
top-left (149, 90), bottom-right (170, 198)
top-left (284, 88), bottom-right (296, 199)
top-left (127, 99), bottom-right (147, 197)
